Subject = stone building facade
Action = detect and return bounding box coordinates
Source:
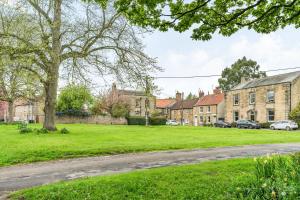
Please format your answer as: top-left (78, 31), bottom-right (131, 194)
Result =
top-left (111, 83), bottom-right (156, 117)
top-left (170, 92), bottom-right (199, 125)
top-left (225, 71), bottom-right (300, 123)
top-left (193, 87), bottom-right (225, 126)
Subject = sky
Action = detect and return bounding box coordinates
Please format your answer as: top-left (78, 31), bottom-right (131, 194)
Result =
top-left (143, 27), bottom-right (300, 98)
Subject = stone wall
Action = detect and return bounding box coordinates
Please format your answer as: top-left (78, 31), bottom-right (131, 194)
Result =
top-left (170, 109), bottom-right (194, 125)
top-left (41, 115), bottom-right (127, 125)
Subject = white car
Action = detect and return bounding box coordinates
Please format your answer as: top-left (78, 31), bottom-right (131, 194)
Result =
top-left (166, 120), bottom-right (179, 126)
top-left (270, 120), bottom-right (298, 131)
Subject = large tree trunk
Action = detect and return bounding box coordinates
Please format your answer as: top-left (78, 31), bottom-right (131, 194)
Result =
top-left (43, 77), bottom-right (58, 131)
top-left (8, 101), bottom-right (14, 123)
top-left (43, 0), bottom-right (62, 131)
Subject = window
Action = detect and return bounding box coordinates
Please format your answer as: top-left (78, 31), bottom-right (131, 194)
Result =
top-left (233, 111), bottom-right (239, 122)
top-left (267, 109), bottom-right (275, 122)
top-left (200, 116), bottom-right (203, 122)
top-left (249, 93), bottom-right (256, 104)
top-left (267, 91), bottom-right (275, 103)
top-left (207, 106), bottom-right (211, 113)
top-left (207, 116), bottom-right (211, 123)
top-left (249, 110), bottom-right (256, 121)
top-left (199, 107), bottom-right (203, 113)
top-left (233, 94), bottom-right (240, 105)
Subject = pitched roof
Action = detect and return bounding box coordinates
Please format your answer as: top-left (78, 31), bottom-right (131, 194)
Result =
top-left (117, 89), bottom-right (146, 96)
top-left (171, 98), bottom-right (199, 110)
top-left (195, 93), bottom-right (224, 106)
top-left (156, 99), bottom-right (176, 108)
top-left (232, 71), bottom-right (300, 91)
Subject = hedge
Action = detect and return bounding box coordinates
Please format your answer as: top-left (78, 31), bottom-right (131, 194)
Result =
top-left (127, 116), bottom-right (167, 125)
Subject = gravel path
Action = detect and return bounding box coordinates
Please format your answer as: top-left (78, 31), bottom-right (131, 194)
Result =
top-left (1, 143), bottom-right (300, 199)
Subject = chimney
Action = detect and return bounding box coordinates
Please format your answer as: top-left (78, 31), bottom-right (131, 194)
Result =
top-left (240, 77), bottom-right (247, 84)
top-left (213, 87), bottom-right (221, 94)
top-left (198, 89), bottom-right (205, 98)
top-left (176, 91), bottom-right (182, 102)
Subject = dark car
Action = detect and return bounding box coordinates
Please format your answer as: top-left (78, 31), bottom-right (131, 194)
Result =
top-left (214, 120), bottom-right (232, 128)
top-left (236, 120), bottom-right (261, 129)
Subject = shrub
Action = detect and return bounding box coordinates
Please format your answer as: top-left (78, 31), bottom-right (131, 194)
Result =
top-left (234, 153), bottom-right (300, 199)
top-left (56, 110), bottom-right (91, 117)
top-left (231, 122), bottom-right (237, 128)
top-left (20, 128), bottom-right (32, 134)
top-left (149, 117), bottom-right (167, 125)
top-left (17, 122), bottom-right (28, 129)
top-left (260, 122), bottom-right (271, 129)
top-left (111, 102), bottom-right (130, 118)
top-left (60, 128), bottom-right (69, 134)
top-left (127, 116), bottom-right (146, 125)
top-left (36, 128), bottom-right (49, 134)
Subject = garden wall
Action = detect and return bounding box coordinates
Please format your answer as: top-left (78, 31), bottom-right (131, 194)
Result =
top-left (40, 115), bottom-right (127, 125)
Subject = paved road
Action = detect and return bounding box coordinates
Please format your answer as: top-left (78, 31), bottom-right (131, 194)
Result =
top-left (1, 143), bottom-right (300, 198)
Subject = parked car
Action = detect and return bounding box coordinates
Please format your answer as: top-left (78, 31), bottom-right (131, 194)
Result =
top-left (214, 120), bottom-right (232, 128)
top-left (236, 120), bottom-right (261, 129)
top-left (270, 120), bottom-right (298, 131)
top-left (166, 120), bottom-right (179, 126)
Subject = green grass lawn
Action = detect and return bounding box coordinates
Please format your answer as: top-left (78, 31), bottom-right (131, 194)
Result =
top-left (1, 124), bottom-right (300, 166)
top-left (11, 158), bottom-right (255, 200)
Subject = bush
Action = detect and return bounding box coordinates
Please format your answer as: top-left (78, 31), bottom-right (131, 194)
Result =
top-left (126, 116), bottom-right (146, 125)
top-left (60, 128), bottom-right (69, 134)
top-left (18, 122), bottom-right (28, 129)
top-left (234, 153), bottom-right (300, 199)
top-left (260, 122), bottom-right (271, 129)
top-left (149, 117), bottom-right (167, 125)
top-left (36, 128), bottom-right (49, 134)
top-left (56, 110), bottom-right (91, 117)
top-left (231, 122), bottom-right (237, 128)
top-left (20, 128), bottom-right (32, 134)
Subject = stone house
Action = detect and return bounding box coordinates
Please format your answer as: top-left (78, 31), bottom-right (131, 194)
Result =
top-left (155, 99), bottom-right (176, 119)
top-left (193, 87), bottom-right (225, 126)
top-left (111, 83), bottom-right (156, 117)
top-left (170, 92), bottom-right (199, 125)
top-left (225, 71), bottom-right (300, 123)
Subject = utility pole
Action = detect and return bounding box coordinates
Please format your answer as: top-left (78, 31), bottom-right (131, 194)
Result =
top-left (180, 92), bottom-right (184, 125)
top-left (145, 76), bottom-right (150, 126)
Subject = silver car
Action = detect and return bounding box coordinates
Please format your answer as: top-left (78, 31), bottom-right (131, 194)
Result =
top-left (166, 120), bottom-right (179, 126)
top-left (270, 120), bottom-right (299, 131)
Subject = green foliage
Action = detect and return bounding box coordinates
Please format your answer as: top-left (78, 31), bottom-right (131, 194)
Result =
top-left (185, 92), bottom-right (197, 100)
top-left (235, 154), bottom-right (300, 200)
top-left (60, 128), bottom-right (69, 134)
top-left (260, 122), bottom-right (272, 129)
top-left (111, 102), bottom-right (130, 118)
top-left (102, 0), bottom-right (300, 40)
top-left (57, 84), bottom-right (93, 113)
top-left (17, 122), bottom-right (28, 129)
top-left (218, 57), bottom-right (266, 91)
top-left (19, 128), bottom-right (32, 134)
top-left (126, 116), bottom-right (146, 125)
top-left (149, 117), bottom-right (167, 125)
top-left (231, 122), bottom-right (237, 128)
top-left (36, 128), bottom-right (49, 134)
top-left (289, 102), bottom-right (300, 126)
top-left (91, 98), bottom-right (107, 116)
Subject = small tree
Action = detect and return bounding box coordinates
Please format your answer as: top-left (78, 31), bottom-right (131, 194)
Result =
top-left (57, 84), bottom-right (93, 115)
top-left (289, 103), bottom-right (300, 126)
top-left (111, 102), bottom-right (130, 118)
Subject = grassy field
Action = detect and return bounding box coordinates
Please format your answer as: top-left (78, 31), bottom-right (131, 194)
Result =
top-left (1, 124), bottom-right (300, 166)
top-left (11, 158), bottom-right (255, 200)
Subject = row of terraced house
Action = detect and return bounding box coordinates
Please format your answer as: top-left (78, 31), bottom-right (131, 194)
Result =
top-left (156, 71), bottom-right (300, 126)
